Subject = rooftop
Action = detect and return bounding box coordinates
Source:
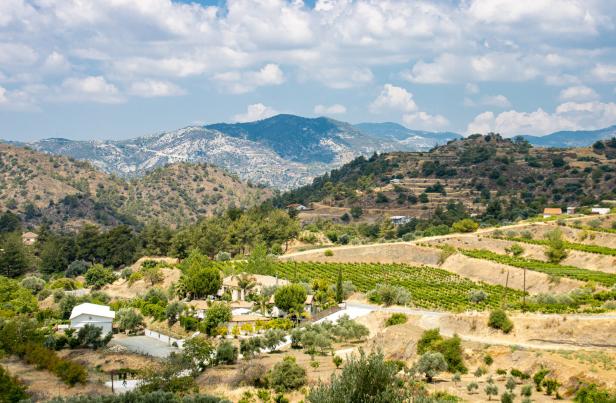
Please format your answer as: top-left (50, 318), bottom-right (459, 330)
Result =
top-left (69, 303), bottom-right (115, 320)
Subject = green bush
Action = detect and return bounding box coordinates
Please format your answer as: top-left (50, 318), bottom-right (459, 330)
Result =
top-left (488, 309), bottom-right (514, 333)
top-left (574, 383), bottom-right (616, 402)
top-left (452, 219), bottom-right (479, 233)
top-left (215, 340), bottom-right (238, 365)
top-left (268, 356), bottom-right (307, 392)
top-left (0, 364), bottom-right (28, 402)
top-left (385, 313), bottom-right (408, 327)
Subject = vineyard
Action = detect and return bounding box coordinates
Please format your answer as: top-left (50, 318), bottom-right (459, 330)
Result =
top-left (568, 224), bottom-right (616, 235)
top-left (218, 261), bottom-right (524, 312)
top-left (461, 249), bottom-right (616, 287)
top-left (498, 236), bottom-right (616, 256)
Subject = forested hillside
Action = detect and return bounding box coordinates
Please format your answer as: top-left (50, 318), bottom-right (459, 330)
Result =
top-left (275, 134), bottom-right (616, 222)
top-left (0, 144), bottom-right (270, 229)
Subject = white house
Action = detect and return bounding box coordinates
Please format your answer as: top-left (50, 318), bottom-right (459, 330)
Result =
top-left (69, 303), bottom-right (115, 335)
top-left (390, 215), bottom-right (412, 225)
top-left (591, 207), bottom-right (611, 215)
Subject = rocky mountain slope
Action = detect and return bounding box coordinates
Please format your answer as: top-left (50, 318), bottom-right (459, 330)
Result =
top-left (0, 143), bottom-right (269, 229)
top-left (521, 125), bottom-right (616, 148)
top-left (20, 115), bottom-right (460, 190)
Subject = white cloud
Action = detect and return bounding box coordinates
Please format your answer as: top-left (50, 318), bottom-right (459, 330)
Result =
top-left (232, 103), bottom-right (278, 123)
top-left (559, 85), bottom-right (599, 102)
top-left (128, 80), bottom-right (185, 98)
top-left (215, 64), bottom-right (285, 94)
top-left (370, 84), bottom-right (417, 113)
top-left (403, 111), bottom-right (449, 130)
top-left (0, 85), bottom-right (36, 110)
top-left (0, 42), bottom-right (38, 66)
top-left (403, 52), bottom-right (539, 84)
top-left (467, 101), bottom-right (616, 136)
top-left (58, 76), bottom-right (123, 103)
top-left (482, 94), bottom-right (512, 108)
top-left (314, 104), bottom-right (347, 115)
top-left (592, 64), bottom-right (616, 82)
top-left (42, 51), bottom-right (71, 74)
top-left (465, 83), bottom-right (479, 94)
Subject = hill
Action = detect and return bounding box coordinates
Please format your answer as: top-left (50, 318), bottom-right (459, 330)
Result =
top-left (0, 143), bottom-right (269, 229)
top-left (18, 115), bottom-right (463, 190)
top-left (521, 125), bottom-right (616, 147)
top-left (275, 134), bottom-right (616, 221)
top-left (354, 122), bottom-right (462, 143)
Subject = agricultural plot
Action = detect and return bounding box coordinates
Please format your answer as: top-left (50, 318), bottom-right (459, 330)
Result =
top-left (461, 249), bottom-right (616, 287)
top-left (500, 237), bottom-right (616, 256)
top-left (224, 261), bottom-right (524, 312)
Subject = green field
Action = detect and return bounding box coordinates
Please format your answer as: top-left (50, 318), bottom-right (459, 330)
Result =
top-left (218, 261), bottom-right (524, 312)
top-left (461, 249), bottom-right (616, 286)
top-left (501, 236), bottom-right (616, 256)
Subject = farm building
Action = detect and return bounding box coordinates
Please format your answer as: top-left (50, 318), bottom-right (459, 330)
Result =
top-left (543, 208), bottom-right (562, 218)
top-left (69, 303), bottom-right (115, 335)
top-left (591, 207), bottom-right (611, 215)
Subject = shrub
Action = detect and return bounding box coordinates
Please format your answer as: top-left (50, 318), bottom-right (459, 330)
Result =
top-left (233, 361), bottom-right (268, 387)
top-left (21, 276), bottom-right (46, 293)
top-left (468, 289), bottom-right (488, 303)
top-left (483, 354), bottom-right (493, 366)
top-left (574, 383), bottom-right (616, 402)
top-left (488, 309), bottom-right (513, 333)
top-left (324, 249), bottom-right (334, 257)
top-left (467, 382), bottom-right (479, 394)
top-left (0, 364), bottom-right (28, 402)
top-left (545, 229), bottom-right (568, 263)
top-left (385, 313), bottom-right (408, 327)
top-left (215, 340), bottom-right (238, 365)
top-left (307, 350), bottom-right (403, 403)
top-left (417, 329), bottom-right (467, 374)
top-left (452, 219), bottom-right (479, 233)
top-left (367, 284), bottom-right (411, 306)
top-left (65, 260), bottom-right (91, 278)
top-left (268, 356), bottom-right (307, 392)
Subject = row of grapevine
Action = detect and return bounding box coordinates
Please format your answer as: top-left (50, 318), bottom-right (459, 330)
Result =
top-left (461, 249), bottom-right (616, 286)
top-left (501, 236), bottom-right (616, 256)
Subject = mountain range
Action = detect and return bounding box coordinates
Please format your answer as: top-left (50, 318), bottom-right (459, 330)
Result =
top-left (7, 115), bottom-right (616, 190)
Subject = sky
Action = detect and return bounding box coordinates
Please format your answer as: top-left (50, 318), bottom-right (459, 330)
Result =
top-left (1, 0), bottom-right (616, 141)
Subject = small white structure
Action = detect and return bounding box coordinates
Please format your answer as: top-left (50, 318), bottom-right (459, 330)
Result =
top-left (390, 178), bottom-right (402, 185)
top-left (566, 206), bottom-right (576, 215)
top-left (70, 303), bottom-right (115, 335)
top-left (22, 232), bottom-right (38, 246)
top-left (390, 215), bottom-right (412, 225)
top-left (591, 207), bottom-right (611, 215)
top-left (287, 203), bottom-right (309, 211)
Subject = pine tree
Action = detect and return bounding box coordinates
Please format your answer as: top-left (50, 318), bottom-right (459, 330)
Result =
top-left (336, 268), bottom-right (344, 303)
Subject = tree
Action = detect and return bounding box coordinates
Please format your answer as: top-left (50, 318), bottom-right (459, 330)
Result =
top-left (545, 229), bottom-right (567, 263)
top-left (236, 273), bottom-right (257, 297)
top-left (268, 356), bottom-right (306, 393)
top-left (485, 381), bottom-right (499, 401)
top-left (40, 236), bottom-right (70, 274)
top-left (202, 303), bottom-right (231, 336)
top-left (332, 355), bottom-right (343, 369)
top-left (166, 302), bottom-right (185, 326)
top-left (77, 324), bottom-right (110, 349)
top-left (274, 284), bottom-right (307, 314)
top-left (116, 308), bottom-right (144, 333)
top-left (505, 376), bottom-right (516, 392)
top-left (0, 211), bottom-right (21, 234)
top-left (414, 352), bottom-right (448, 383)
top-left (177, 251), bottom-right (222, 300)
top-left (240, 337), bottom-right (263, 359)
top-left (20, 276), bottom-right (46, 294)
top-left (142, 266), bottom-right (164, 286)
top-left (263, 329), bottom-right (286, 352)
top-left (0, 233), bottom-right (30, 278)
top-left (65, 260), bottom-right (91, 277)
top-left (183, 336), bottom-right (214, 372)
top-left (100, 225), bottom-right (139, 267)
top-left (84, 264), bottom-right (116, 289)
top-left (246, 243), bottom-right (275, 275)
top-left (335, 269), bottom-right (344, 303)
top-left (467, 382), bottom-right (479, 394)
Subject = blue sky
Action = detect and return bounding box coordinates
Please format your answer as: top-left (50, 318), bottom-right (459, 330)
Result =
top-left (1, 0), bottom-right (616, 141)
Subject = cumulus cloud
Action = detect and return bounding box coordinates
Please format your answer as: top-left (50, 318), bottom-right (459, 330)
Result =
top-left (559, 85), bottom-right (599, 102)
top-left (215, 64), bottom-right (285, 94)
top-left (592, 64), bottom-right (616, 82)
top-left (467, 101), bottom-right (616, 136)
top-left (128, 80), bottom-right (185, 98)
top-left (403, 111), bottom-right (449, 130)
top-left (314, 104), bottom-right (347, 115)
top-left (57, 76), bottom-right (123, 103)
top-left (232, 103), bottom-right (278, 123)
top-left (370, 84), bottom-right (417, 113)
